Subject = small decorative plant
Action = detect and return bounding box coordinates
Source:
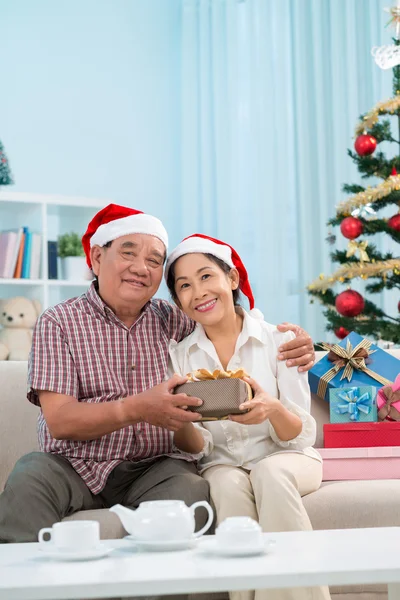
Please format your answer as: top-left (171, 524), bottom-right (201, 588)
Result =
top-left (57, 232), bottom-right (85, 258)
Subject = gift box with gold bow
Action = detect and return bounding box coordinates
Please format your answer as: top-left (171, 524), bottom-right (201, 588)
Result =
top-left (173, 369), bottom-right (252, 421)
top-left (377, 374), bottom-right (400, 422)
top-left (329, 386), bottom-right (377, 423)
top-left (309, 331), bottom-right (400, 402)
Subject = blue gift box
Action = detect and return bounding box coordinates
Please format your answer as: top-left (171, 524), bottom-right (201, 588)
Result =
top-left (309, 331), bottom-right (400, 402)
top-left (329, 386), bottom-right (377, 423)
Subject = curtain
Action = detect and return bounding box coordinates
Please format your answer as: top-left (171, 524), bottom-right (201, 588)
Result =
top-left (176, 0), bottom-right (392, 341)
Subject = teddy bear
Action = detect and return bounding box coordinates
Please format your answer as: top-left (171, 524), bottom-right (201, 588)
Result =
top-left (0, 296), bottom-right (41, 361)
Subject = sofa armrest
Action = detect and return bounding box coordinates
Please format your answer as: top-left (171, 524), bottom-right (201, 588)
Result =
top-left (0, 361), bottom-right (39, 491)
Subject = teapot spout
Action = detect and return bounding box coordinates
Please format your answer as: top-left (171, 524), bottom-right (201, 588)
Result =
top-left (109, 504), bottom-right (136, 534)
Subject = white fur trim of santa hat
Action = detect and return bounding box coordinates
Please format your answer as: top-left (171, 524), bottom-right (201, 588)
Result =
top-left (90, 213), bottom-right (168, 250)
top-left (165, 236), bottom-right (234, 280)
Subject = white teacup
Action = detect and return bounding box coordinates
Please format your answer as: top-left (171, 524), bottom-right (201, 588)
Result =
top-left (216, 517), bottom-right (263, 549)
top-left (38, 520), bottom-right (100, 552)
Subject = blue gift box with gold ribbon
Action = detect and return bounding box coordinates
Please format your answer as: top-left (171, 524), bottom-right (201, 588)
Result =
top-left (309, 331), bottom-right (400, 402)
top-left (329, 386), bottom-right (377, 423)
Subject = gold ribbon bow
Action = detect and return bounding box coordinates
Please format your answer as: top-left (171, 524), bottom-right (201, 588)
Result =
top-left (317, 339), bottom-right (393, 400)
top-left (186, 368), bottom-right (249, 382)
top-left (346, 240), bottom-right (370, 262)
top-left (378, 386), bottom-right (400, 422)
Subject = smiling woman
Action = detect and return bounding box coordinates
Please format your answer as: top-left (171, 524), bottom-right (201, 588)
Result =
top-left (165, 232), bottom-right (327, 600)
top-left (169, 253), bottom-right (240, 333)
top-left (167, 253), bottom-right (241, 307)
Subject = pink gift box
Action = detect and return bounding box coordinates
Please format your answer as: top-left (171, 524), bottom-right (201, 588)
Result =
top-left (377, 374), bottom-right (400, 421)
top-left (317, 446), bottom-right (400, 481)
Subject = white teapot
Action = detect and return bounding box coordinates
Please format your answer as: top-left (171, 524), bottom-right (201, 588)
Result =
top-left (110, 500), bottom-right (214, 542)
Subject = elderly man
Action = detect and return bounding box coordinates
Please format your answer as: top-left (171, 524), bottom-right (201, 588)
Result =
top-left (0, 204), bottom-right (315, 543)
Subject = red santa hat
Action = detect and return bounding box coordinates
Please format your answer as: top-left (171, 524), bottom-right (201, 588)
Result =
top-left (82, 203), bottom-right (168, 268)
top-left (165, 233), bottom-right (255, 310)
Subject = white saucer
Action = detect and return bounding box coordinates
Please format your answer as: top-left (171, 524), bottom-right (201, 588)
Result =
top-left (38, 543), bottom-right (114, 561)
top-left (197, 538), bottom-right (273, 557)
top-left (124, 535), bottom-right (196, 552)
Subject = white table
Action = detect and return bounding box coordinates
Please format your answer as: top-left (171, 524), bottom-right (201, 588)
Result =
top-left (1, 528), bottom-right (400, 600)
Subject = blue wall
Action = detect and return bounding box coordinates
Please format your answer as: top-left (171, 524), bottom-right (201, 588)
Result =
top-left (0, 0), bottom-right (181, 228)
top-left (2, 0), bottom-right (398, 334)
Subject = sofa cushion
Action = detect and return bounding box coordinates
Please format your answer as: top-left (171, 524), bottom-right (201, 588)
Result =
top-left (304, 479), bottom-right (400, 530)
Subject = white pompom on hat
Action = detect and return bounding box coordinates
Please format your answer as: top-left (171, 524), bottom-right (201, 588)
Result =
top-left (82, 203), bottom-right (168, 268)
top-left (165, 233), bottom-right (255, 310)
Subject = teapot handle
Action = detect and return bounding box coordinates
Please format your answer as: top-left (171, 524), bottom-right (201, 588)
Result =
top-left (190, 501), bottom-right (214, 538)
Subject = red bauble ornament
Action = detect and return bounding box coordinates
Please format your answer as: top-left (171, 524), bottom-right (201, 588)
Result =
top-left (335, 290), bottom-right (365, 317)
top-left (340, 216), bottom-right (363, 239)
top-left (334, 326), bottom-right (350, 340)
top-left (388, 213), bottom-right (400, 232)
top-left (354, 134), bottom-right (377, 156)
top-left (398, 300), bottom-right (400, 313)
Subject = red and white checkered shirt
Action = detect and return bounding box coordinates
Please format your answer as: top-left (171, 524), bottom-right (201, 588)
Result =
top-left (28, 283), bottom-right (194, 494)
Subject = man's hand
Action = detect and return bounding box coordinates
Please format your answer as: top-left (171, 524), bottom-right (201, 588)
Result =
top-left (229, 377), bottom-right (281, 425)
top-left (276, 322), bottom-right (315, 372)
top-left (131, 374), bottom-right (203, 432)
top-left (38, 374), bottom-right (202, 441)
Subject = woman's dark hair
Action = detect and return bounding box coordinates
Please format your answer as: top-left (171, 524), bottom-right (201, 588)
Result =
top-left (166, 253), bottom-right (241, 305)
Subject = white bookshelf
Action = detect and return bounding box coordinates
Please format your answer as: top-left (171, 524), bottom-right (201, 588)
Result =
top-left (0, 192), bottom-right (109, 310)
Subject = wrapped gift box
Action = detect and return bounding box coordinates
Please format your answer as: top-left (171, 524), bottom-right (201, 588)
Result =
top-left (317, 447), bottom-right (400, 481)
top-left (377, 374), bottom-right (400, 421)
top-left (309, 331), bottom-right (400, 402)
top-left (329, 386), bottom-right (377, 423)
top-left (324, 422), bottom-right (400, 448)
top-left (173, 378), bottom-right (252, 421)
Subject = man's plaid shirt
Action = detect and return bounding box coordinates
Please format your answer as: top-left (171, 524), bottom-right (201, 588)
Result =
top-left (28, 283), bottom-right (194, 494)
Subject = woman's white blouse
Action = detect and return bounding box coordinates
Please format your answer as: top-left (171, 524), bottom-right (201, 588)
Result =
top-left (168, 308), bottom-right (321, 473)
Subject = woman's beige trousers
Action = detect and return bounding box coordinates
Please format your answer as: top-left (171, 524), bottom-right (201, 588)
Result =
top-left (202, 452), bottom-right (331, 600)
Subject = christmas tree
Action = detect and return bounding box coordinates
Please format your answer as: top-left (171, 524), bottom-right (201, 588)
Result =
top-left (0, 139), bottom-right (13, 186)
top-left (308, 13), bottom-right (400, 345)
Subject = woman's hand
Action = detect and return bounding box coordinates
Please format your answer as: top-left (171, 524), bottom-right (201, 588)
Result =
top-left (229, 377), bottom-right (303, 442)
top-left (229, 377), bottom-right (281, 425)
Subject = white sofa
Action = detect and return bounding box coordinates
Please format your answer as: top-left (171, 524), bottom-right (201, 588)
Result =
top-left (1, 352), bottom-right (400, 600)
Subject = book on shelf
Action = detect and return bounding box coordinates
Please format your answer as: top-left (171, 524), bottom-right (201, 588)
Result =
top-left (29, 234), bottom-right (41, 279)
top-left (21, 229), bottom-right (32, 279)
top-left (9, 228), bottom-right (23, 278)
top-left (0, 228), bottom-right (41, 280)
top-left (47, 240), bottom-right (58, 280)
top-left (0, 231), bottom-right (18, 278)
top-left (13, 227), bottom-right (26, 278)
